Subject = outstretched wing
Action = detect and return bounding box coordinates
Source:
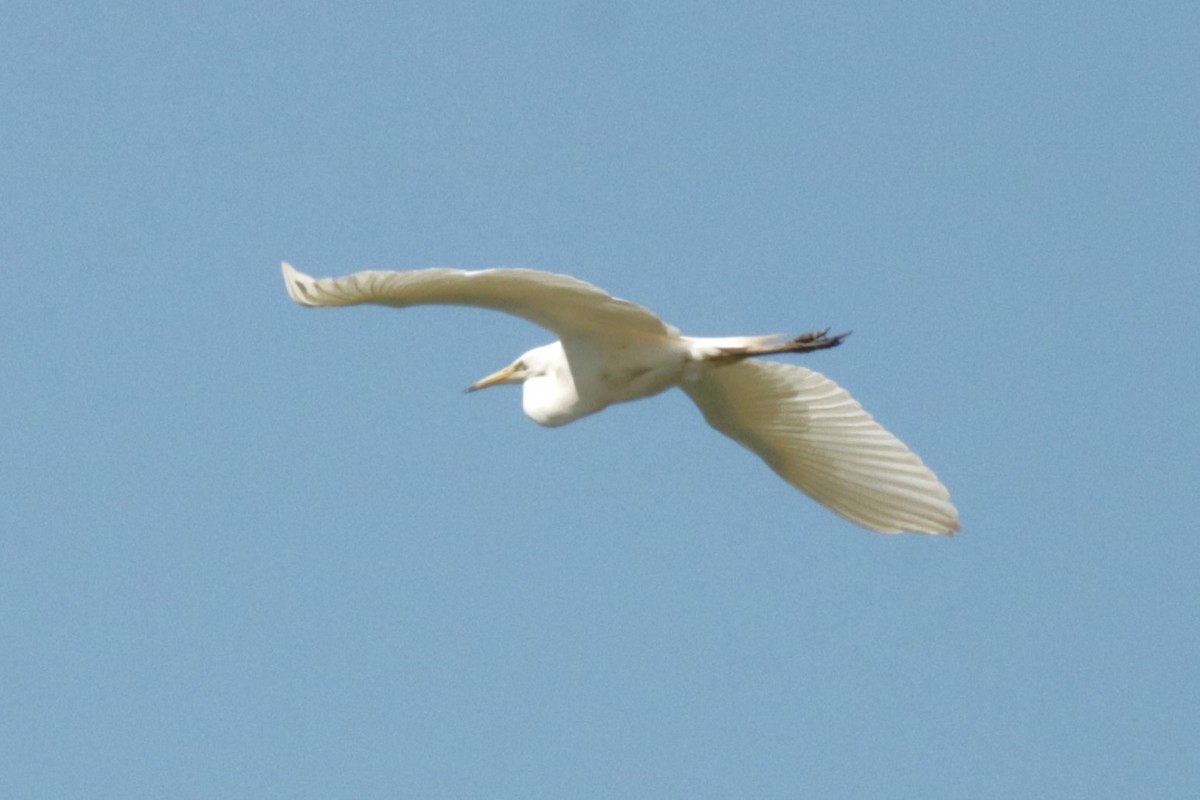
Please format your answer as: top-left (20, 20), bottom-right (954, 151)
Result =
top-left (682, 360), bottom-right (958, 535)
top-left (282, 262), bottom-right (675, 342)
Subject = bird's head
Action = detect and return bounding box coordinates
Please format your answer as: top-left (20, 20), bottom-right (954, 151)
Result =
top-left (465, 344), bottom-right (557, 393)
top-left (465, 343), bottom-right (579, 427)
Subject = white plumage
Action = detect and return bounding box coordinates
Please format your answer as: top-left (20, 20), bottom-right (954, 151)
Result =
top-left (282, 262), bottom-right (958, 535)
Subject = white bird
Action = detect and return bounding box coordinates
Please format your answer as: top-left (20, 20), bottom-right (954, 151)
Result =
top-left (282, 262), bottom-right (958, 535)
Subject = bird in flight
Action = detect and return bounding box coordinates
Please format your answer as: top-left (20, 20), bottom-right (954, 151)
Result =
top-left (282, 263), bottom-right (958, 535)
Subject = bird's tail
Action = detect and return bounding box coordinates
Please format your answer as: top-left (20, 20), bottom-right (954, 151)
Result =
top-left (685, 330), bottom-right (850, 363)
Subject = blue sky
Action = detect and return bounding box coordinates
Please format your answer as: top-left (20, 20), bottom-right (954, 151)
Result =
top-left (3, 1), bottom-right (1197, 797)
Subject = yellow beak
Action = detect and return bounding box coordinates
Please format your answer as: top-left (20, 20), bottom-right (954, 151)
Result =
top-left (465, 363), bottom-right (519, 393)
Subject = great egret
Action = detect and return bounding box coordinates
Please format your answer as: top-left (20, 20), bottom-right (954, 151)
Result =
top-left (282, 262), bottom-right (958, 535)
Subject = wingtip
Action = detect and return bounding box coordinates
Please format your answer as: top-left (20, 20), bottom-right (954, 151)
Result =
top-left (913, 506), bottom-right (959, 536)
top-left (280, 261), bottom-right (312, 306)
top-left (851, 493), bottom-right (959, 536)
top-left (873, 519), bottom-right (958, 536)
top-left (939, 502), bottom-right (962, 536)
top-left (925, 514), bottom-right (960, 537)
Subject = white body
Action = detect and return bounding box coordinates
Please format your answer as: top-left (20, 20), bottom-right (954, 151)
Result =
top-left (283, 262), bottom-right (959, 535)
top-left (517, 338), bottom-right (695, 426)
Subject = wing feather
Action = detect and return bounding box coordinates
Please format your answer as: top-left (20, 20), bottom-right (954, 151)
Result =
top-left (282, 262), bottom-right (674, 341)
top-left (682, 360), bottom-right (959, 535)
